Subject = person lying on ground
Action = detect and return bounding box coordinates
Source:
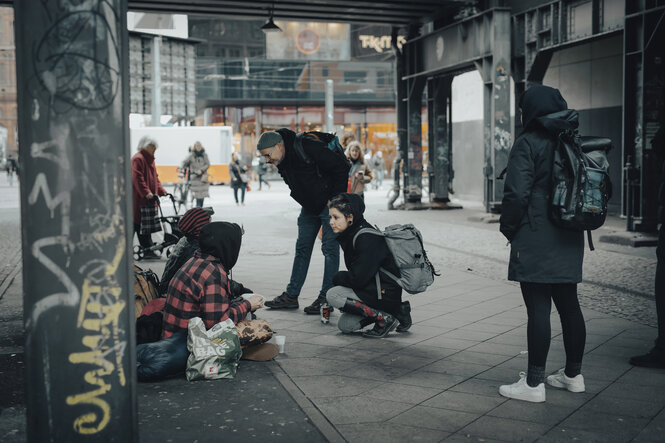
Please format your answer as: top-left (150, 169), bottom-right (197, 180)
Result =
top-left (325, 193), bottom-right (411, 338)
top-left (159, 207), bottom-right (253, 298)
top-left (162, 221), bottom-right (263, 339)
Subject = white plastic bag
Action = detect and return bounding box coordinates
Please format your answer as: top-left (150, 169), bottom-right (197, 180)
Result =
top-left (186, 317), bottom-right (242, 381)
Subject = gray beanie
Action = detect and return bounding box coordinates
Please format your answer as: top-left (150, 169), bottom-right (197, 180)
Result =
top-left (257, 131), bottom-right (283, 150)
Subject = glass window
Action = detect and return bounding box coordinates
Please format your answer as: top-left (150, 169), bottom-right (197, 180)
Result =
top-left (569, 1), bottom-right (593, 39)
top-left (343, 71), bottom-right (367, 83)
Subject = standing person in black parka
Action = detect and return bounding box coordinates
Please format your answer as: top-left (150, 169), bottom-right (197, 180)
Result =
top-left (229, 152), bottom-right (248, 206)
top-left (498, 85), bottom-right (587, 403)
top-left (325, 193), bottom-right (412, 337)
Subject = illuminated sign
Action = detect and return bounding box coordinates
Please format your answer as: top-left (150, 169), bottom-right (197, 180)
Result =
top-left (296, 29), bottom-right (321, 54)
top-left (358, 35), bottom-right (406, 53)
top-left (267, 22), bottom-right (350, 61)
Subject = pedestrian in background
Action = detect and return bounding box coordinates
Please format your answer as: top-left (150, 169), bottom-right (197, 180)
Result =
top-left (132, 136), bottom-right (167, 259)
top-left (257, 129), bottom-right (349, 314)
top-left (498, 85), bottom-right (587, 403)
top-left (326, 193), bottom-right (411, 337)
top-left (346, 141), bottom-right (373, 197)
top-left (5, 154), bottom-right (18, 186)
top-left (371, 150), bottom-right (385, 189)
top-left (340, 132), bottom-right (356, 150)
top-left (257, 155), bottom-right (271, 191)
top-left (229, 152), bottom-right (248, 206)
top-left (630, 121), bottom-right (665, 369)
top-left (181, 141), bottom-right (210, 207)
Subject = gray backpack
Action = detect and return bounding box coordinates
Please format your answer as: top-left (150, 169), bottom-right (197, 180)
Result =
top-left (353, 224), bottom-right (438, 298)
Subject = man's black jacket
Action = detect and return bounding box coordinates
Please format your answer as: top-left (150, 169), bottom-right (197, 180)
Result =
top-left (276, 128), bottom-right (349, 214)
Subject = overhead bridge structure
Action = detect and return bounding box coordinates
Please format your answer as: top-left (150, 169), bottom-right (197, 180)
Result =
top-left (5, 1), bottom-right (664, 441)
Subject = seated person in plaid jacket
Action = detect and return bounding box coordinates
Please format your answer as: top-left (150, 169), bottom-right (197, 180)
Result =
top-left (159, 207), bottom-right (254, 298)
top-left (162, 221), bottom-right (263, 339)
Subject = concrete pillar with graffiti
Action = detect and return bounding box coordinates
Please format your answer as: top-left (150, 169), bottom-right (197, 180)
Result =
top-left (15, 0), bottom-right (137, 441)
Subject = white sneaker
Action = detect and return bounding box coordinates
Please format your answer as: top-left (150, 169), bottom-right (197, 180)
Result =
top-left (546, 368), bottom-right (585, 392)
top-left (499, 372), bottom-right (546, 403)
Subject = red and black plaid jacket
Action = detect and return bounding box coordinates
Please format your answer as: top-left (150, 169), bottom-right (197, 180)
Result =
top-left (161, 251), bottom-right (251, 339)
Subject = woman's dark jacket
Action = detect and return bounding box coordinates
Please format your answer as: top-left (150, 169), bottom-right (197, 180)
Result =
top-left (332, 193), bottom-right (402, 313)
top-left (499, 85), bottom-right (584, 283)
top-left (276, 128), bottom-right (349, 214)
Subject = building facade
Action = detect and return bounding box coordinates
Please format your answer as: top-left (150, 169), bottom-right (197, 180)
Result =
top-left (0, 7), bottom-right (16, 159)
top-left (190, 17), bottom-right (405, 170)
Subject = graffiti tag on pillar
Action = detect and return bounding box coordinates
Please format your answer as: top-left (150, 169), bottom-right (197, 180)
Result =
top-left (66, 230), bottom-right (126, 435)
top-left (494, 127), bottom-right (511, 152)
top-left (34, 9), bottom-right (120, 111)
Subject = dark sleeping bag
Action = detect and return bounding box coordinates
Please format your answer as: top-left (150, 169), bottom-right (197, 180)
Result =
top-left (136, 331), bottom-right (188, 382)
top-left (136, 311), bottom-right (164, 345)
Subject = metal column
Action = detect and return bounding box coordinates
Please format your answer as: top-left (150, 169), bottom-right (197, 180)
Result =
top-left (151, 36), bottom-right (162, 126)
top-left (427, 76), bottom-right (453, 206)
top-left (405, 75), bottom-right (426, 205)
top-left (325, 79), bottom-right (334, 133)
top-left (477, 11), bottom-right (511, 212)
top-left (390, 29), bottom-right (408, 209)
top-left (623, 5), bottom-right (665, 232)
top-left (15, 1), bottom-right (137, 441)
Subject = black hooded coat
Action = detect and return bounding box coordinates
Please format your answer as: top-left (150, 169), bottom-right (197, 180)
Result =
top-left (499, 85), bottom-right (584, 283)
top-left (198, 222), bottom-right (243, 272)
top-left (275, 128), bottom-right (350, 214)
top-left (332, 193), bottom-right (402, 312)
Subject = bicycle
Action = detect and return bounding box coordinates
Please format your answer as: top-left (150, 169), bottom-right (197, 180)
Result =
top-left (171, 168), bottom-right (193, 213)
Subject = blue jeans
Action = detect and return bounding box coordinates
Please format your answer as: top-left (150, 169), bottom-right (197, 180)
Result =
top-left (286, 206), bottom-right (340, 299)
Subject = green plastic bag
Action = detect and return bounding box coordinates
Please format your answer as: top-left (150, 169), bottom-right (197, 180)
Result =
top-left (186, 317), bottom-right (242, 381)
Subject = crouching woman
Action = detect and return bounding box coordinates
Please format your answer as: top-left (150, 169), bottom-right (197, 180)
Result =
top-left (325, 193), bottom-right (411, 337)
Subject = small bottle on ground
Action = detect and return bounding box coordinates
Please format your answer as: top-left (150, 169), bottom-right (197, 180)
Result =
top-left (320, 302), bottom-right (331, 324)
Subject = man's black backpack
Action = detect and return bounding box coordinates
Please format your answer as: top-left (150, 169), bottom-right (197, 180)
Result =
top-left (293, 131), bottom-right (351, 174)
top-left (550, 131), bottom-right (612, 250)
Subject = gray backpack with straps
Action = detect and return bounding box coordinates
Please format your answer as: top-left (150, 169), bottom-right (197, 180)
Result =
top-left (353, 224), bottom-right (438, 298)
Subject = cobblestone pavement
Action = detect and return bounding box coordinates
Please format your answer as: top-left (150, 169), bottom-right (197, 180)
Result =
top-left (378, 206), bottom-right (657, 327)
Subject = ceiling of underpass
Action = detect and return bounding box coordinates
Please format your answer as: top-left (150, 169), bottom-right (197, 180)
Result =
top-left (128, 0), bottom-right (474, 26)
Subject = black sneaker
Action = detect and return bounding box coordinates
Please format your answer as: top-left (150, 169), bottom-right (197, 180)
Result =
top-left (264, 292), bottom-right (299, 309)
top-left (363, 315), bottom-right (398, 338)
top-left (630, 348), bottom-right (665, 368)
top-left (395, 301), bottom-right (412, 332)
top-left (303, 297), bottom-right (334, 315)
top-left (141, 250), bottom-right (160, 260)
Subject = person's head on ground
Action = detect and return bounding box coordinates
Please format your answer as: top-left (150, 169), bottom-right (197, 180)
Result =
top-left (340, 132), bottom-right (356, 149)
top-left (519, 85), bottom-right (568, 130)
top-left (328, 193), bottom-right (365, 234)
top-left (193, 141), bottom-right (204, 155)
top-left (137, 136), bottom-right (158, 156)
top-left (346, 141), bottom-right (364, 163)
top-left (198, 222), bottom-right (243, 271)
top-left (178, 207), bottom-right (211, 239)
top-left (256, 131), bottom-right (285, 166)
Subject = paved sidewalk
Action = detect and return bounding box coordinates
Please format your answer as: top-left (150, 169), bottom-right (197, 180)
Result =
top-left (1, 181), bottom-right (664, 442)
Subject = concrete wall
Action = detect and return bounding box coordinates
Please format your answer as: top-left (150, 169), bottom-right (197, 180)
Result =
top-left (448, 34), bottom-right (623, 210)
top-left (451, 71), bottom-right (485, 203)
top-left (543, 34), bottom-right (623, 213)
